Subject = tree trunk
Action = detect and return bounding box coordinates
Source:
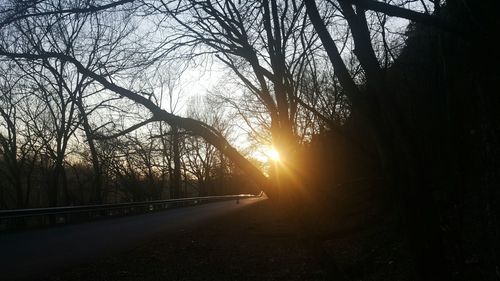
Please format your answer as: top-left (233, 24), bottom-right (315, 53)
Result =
top-left (48, 169), bottom-right (59, 207)
top-left (172, 125), bottom-right (181, 198)
top-left (219, 150), bottom-right (225, 194)
top-left (76, 96), bottom-right (103, 204)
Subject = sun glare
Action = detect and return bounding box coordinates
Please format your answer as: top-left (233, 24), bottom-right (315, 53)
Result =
top-left (266, 147), bottom-right (281, 162)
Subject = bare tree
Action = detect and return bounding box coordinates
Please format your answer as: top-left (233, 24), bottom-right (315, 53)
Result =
top-left (147, 0), bottom-right (321, 156)
top-left (0, 62), bottom-right (33, 208)
top-left (182, 95), bottom-right (233, 196)
top-left (304, 1), bottom-right (461, 279)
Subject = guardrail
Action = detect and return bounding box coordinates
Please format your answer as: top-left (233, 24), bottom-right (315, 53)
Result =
top-left (0, 192), bottom-right (263, 232)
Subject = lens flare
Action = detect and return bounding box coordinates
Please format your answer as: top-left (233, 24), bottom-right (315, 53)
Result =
top-left (266, 147), bottom-right (281, 161)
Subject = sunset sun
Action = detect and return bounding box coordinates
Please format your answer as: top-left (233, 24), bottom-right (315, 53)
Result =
top-left (266, 147), bottom-right (281, 162)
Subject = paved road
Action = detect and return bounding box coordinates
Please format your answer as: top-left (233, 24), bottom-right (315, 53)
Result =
top-left (0, 197), bottom-right (265, 280)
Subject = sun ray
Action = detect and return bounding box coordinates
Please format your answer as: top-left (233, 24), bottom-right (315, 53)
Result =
top-left (266, 147), bottom-right (281, 162)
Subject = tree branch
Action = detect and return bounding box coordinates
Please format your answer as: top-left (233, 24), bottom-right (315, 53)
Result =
top-left (305, 0), bottom-right (361, 103)
top-left (0, 50), bottom-right (271, 194)
top-left (0, 0), bottom-right (136, 29)
top-left (344, 0), bottom-right (453, 31)
top-left (92, 117), bottom-right (160, 140)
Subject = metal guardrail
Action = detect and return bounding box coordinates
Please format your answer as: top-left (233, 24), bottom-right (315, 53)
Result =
top-left (0, 192), bottom-right (263, 231)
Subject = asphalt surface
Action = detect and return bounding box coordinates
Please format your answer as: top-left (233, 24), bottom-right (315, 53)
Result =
top-left (0, 197), bottom-right (265, 280)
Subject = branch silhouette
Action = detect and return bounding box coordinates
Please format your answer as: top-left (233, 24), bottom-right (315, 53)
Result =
top-left (0, 50), bottom-right (271, 194)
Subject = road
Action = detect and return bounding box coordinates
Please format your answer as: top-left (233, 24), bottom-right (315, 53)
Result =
top-left (0, 196), bottom-right (265, 280)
